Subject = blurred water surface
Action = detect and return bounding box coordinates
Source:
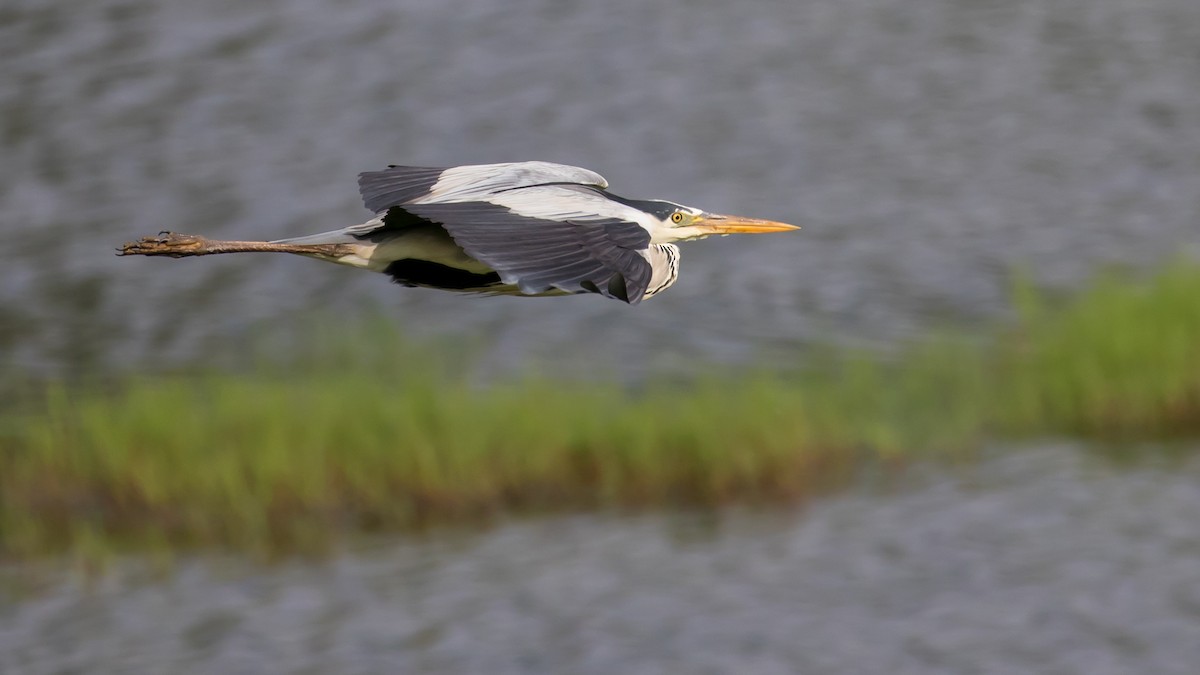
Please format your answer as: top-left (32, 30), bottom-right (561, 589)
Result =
top-left (5, 3), bottom-right (1200, 672)
top-left (4, 446), bottom-right (1200, 674)
top-left (3, 0), bottom-right (1198, 378)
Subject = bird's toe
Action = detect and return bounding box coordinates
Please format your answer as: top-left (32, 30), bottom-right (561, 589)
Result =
top-left (117, 232), bottom-right (207, 257)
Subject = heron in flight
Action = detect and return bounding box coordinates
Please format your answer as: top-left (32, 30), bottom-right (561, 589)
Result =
top-left (119, 161), bottom-right (798, 304)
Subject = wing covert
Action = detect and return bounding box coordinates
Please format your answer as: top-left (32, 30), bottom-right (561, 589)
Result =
top-left (358, 161), bottom-right (609, 213)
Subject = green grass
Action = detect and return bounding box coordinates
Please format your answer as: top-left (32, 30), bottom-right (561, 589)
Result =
top-left (3, 260), bottom-right (1200, 559)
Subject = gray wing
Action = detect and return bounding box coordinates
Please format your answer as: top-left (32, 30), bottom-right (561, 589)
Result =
top-left (358, 166), bottom-right (447, 212)
top-left (395, 201), bottom-right (654, 304)
top-left (358, 161), bottom-right (609, 213)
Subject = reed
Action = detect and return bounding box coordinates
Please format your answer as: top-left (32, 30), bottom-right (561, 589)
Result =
top-left (3, 260), bottom-right (1199, 558)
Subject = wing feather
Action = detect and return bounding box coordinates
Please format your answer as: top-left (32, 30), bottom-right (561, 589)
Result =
top-left (353, 161), bottom-right (654, 303)
top-left (399, 202), bottom-right (653, 304)
top-left (358, 161), bottom-right (609, 213)
top-left (358, 166), bottom-right (447, 213)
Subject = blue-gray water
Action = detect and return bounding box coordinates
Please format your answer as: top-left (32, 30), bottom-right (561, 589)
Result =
top-left (3, 0), bottom-right (1198, 378)
top-left (4, 1), bottom-right (1200, 672)
top-left (4, 447), bottom-right (1200, 674)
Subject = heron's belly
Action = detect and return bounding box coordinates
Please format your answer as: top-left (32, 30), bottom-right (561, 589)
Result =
top-left (327, 225), bottom-right (571, 296)
top-left (317, 225), bottom-right (491, 275)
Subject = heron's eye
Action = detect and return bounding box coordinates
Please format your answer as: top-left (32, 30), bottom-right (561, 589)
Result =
top-left (670, 212), bottom-right (684, 224)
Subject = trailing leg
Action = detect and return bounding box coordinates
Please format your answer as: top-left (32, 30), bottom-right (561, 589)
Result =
top-left (117, 232), bottom-right (355, 259)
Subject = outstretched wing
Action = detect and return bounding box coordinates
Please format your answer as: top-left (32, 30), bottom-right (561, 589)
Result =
top-left (383, 200), bottom-right (654, 304)
top-left (355, 161), bottom-right (655, 303)
top-left (358, 161), bottom-right (609, 213)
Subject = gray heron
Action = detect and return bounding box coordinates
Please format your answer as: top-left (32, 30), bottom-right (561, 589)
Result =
top-left (119, 161), bottom-right (799, 304)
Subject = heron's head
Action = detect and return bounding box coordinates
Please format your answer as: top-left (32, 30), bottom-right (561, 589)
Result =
top-left (641, 200), bottom-right (799, 243)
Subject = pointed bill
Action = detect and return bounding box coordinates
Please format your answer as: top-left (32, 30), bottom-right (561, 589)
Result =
top-left (692, 213), bottom-right (800, 235)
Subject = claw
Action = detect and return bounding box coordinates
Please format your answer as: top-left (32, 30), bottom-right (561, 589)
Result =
top-left (117, 232), bottom-right (208, 257)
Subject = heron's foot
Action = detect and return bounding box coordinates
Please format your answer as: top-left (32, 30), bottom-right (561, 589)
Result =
top-left (117, 232), bottom-right (209, 257)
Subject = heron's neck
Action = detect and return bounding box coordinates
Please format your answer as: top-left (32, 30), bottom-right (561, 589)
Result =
top-left (643, 243), bottom-right (681, 299)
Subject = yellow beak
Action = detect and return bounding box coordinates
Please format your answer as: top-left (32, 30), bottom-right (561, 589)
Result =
top-left (692, 213), bottom-right (800, 235)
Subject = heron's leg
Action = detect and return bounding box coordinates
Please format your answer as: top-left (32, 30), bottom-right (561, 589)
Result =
top-left (117, 232), bottom-right (354, 259)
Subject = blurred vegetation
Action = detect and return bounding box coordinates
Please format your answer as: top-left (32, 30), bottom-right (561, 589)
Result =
top-left (2, 260), bottom-right (1200, 560)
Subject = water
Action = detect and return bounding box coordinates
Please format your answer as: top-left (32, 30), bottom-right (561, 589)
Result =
top-left (3, 0), bottom-right (1198, 379)
top-left (5, 3), bottom-right (1200, 672)
top-left (4, 446), bottom-right (1200, 674)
